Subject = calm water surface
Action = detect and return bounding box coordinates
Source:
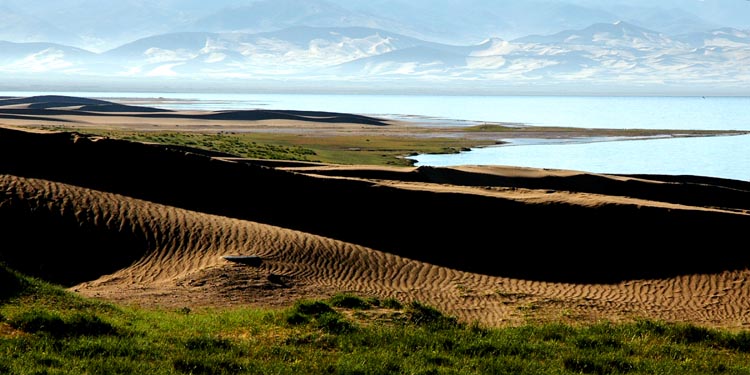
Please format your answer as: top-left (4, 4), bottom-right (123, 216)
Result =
top-left (411, 134), bottom-right (750, 181)
top-left (3, 91), bottom-right (748, 181)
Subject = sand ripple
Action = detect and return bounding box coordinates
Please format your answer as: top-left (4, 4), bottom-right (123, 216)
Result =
top-left (3, 174), bottom-right (750, 331)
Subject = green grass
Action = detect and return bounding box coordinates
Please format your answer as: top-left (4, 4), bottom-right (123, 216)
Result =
top-left (50, 128), bottom-right (496, 167)
top-left (464, 124), bottom-right (519, 132)
top-left (115, 131), bottom-right (318, 161)
top-left (38, 125), bottom-right (748, 168)
top-left (2, 264), bottom-right (750, 374)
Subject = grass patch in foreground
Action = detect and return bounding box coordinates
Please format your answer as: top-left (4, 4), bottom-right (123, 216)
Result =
top-left (2, 265), bottom-right (750, 374)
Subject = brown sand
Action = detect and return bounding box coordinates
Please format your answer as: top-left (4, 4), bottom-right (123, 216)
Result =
top-left (4, 172), bottom-right (750, 331)
top-left (2, 107), bottom-right (750, 331)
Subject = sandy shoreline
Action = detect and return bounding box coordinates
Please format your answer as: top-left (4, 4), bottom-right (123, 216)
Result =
top-left (2, 95), bottom-right (750, 331)
top-left (2, 94), bottom-right (745, 143)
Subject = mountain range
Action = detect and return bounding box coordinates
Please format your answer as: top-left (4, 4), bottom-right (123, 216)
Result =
top-left (1, 0), bottom-right (749, 95)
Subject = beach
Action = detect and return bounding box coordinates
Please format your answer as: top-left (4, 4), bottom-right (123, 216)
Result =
top-left (2, 95), bottom-right (750, 331)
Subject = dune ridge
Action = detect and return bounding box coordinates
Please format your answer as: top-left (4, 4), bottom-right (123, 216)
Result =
top-left (1, 126), bottom-right (749, 282)
top-left (3, 174), bottom-right (750, 330)
top-left (1, 126), bottom-right (750, 330)
top-left (0, 173), bottom-right (517, 324)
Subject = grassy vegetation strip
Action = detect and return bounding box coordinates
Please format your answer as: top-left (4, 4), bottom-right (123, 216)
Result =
top-left (1, 267), bottom-right (750, 374)
top-left (33, 125), bottom-right (747, 168)
top-left (45, 128), bottom-right (495, 166)
top-left (119, 132), bottom-right (318, 162)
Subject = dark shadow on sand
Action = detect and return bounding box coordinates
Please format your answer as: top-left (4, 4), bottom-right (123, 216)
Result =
top-left (1, 127), bottom-right (748, 285)
top-left (0, 95), bottom-right (388, 125)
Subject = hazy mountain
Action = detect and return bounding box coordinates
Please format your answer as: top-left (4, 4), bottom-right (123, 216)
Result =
top-left (321, 23), bottom-right (749, 92)
top-left (352, 0), bottom-right (620, 42)
top-left (675, 28), bottom-right (750, 48)
top-left (0, 5), bottom-right (84, 47)
top-left (186, 0), bottom-right (621, 44)
top-left (600, 5), bottom-right (715, 36)
top-left (3, 0), bottom-right (749, 51)
top-left (329, 45), bottom-right (469, 76)
top-left (0, 41), bottom-right (97, 74)
top-left (514, 21), bottom-right (676, 50)
top-left (189, 0), bottom-right (400, 33)
top-left (104, 32), bottom-right (220, 59)
top-left (0, 41), bottom-right (95, 60)
top-left (1, 22), bottom-right (748, 93)
top-left (99, 27), bottom-right (433, 77)
top-left (1, 0), bottom-right (217, 52)
top-left (567, 0), bottom-right (750, 27)
top-left (1, 0), bottom-right (749, 94)
top-left (248, 26), bottom-right (426, 48)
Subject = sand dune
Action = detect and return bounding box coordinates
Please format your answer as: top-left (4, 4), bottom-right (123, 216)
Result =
top-left (2, 127), bottom-right (747, 282)
top-left (3, 173), bottom-right (750, 330)
top-left (0, 95), bottom-right (114, 107)
top-left (0, 95), bottom-right (387, 125)
top-left (271, 162), bottom-right (750, 211)
top-left (1, 125), bottom-right (750, 331)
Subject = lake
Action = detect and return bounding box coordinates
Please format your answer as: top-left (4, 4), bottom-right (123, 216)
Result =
top-left (2, 91), bottom-right (749, 181)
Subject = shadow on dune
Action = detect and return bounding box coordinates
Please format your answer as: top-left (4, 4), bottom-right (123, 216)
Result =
top-left (0, 185), bottom-right (151, 286)
top-left (0, 114), bottom-right (75, 122)
top-left (0, 264), bottom-right (27, 302)
top-left (1, 127), bottom-right (748, 284)
top-left (283, 164), bottom-right (750, 211)
top-left (0, 95), bottom-right (388, 125)
top-left (200, 109), bottom-right (388, 125)
top-left (0, 95), bottom-right (113, 107)
top-left (76, 104), bottom-right (172, 113)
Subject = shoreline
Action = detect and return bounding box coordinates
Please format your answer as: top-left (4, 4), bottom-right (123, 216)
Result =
top-left (3, 94), bottom-right (748, 180)
top-left (2, 94), bottom-right (745, 140)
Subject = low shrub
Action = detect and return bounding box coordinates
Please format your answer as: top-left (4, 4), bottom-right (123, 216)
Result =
top-left (9, 309), bottom-right (117, 337)
top-left (329, 293), bottom-right (372, 310)
top-left (405, 301), bottom-right (459, 329)
top-left (285, 299), bottom-right (355, 334)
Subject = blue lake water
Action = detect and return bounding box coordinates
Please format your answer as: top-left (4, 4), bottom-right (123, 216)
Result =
top-left (2, 91), bottom-right (749, 181)
top-left (412, 134), bottom-right (750, 181)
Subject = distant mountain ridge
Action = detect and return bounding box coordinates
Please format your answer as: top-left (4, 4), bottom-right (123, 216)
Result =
top-left (3, 0), bottom-right (749, 52)
top-left (0, 22), bottom-right (748, 94)
top-left (514, 21), bottom-right (674, 47)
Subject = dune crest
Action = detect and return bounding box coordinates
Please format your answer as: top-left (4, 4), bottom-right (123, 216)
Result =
top-left (3, 174), bottom-right (750, 330)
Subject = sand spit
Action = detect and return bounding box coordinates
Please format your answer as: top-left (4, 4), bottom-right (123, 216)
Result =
top-left (1, 126), bottom-right (750, 330)
top-left (3, 95), bottom-right (747, 142)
